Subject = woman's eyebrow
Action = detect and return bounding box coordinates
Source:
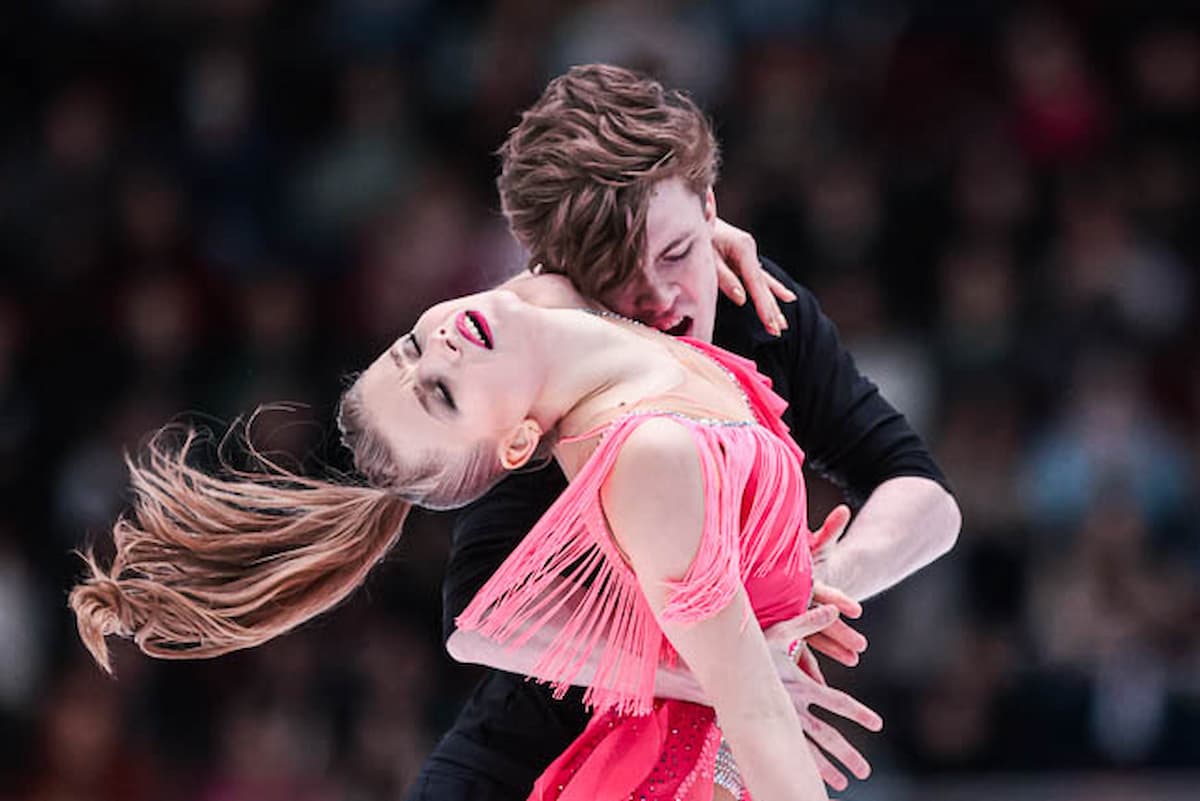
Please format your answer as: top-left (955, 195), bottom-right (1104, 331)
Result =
top-left (387, 348), bottom-right (420, 397)
top-left (389, 336), bottom-right (414, 369)
top-left (413, 382), bottom-right (435, 417)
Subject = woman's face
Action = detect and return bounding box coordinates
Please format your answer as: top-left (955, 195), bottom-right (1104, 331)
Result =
top-left (356, 289), bottom-right (548, 476)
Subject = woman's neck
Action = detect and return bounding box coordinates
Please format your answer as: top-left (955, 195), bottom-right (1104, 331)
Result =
top-left (532, 309), bottom-right (684, 441)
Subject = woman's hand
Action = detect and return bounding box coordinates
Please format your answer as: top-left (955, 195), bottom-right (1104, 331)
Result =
top-left (712, 218), bottom-right (796, 336)
top-left (782, 641), bottom-right (882, 791)
top-left (763, 605), bottom-right (881, 791)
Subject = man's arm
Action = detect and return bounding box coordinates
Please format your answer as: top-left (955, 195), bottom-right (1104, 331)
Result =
top-left (817, 477), bottom-right (960, 601)
top-left (447, 602), bottom-right (879, 791)
top-left (770, 263), bottom-right (961, 601)
top-left (442, 466), bottom-right (567, 641)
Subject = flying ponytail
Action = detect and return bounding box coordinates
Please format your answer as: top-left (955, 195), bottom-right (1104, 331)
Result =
top-left (69, 426), bottom-right (411, 674)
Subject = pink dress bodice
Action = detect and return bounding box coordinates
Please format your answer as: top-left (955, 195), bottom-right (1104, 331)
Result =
top-left (456, 338), bottom-right (817, 801)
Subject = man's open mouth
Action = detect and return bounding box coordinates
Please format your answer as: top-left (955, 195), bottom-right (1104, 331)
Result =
top-left (663, 316), bottom-right (692, 337)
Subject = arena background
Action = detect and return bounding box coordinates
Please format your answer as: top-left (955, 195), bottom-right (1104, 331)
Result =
top-left (1, 1), bottom-right (1197, 799)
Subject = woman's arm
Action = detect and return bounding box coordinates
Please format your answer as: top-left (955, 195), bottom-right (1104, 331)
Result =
top-left (601, 417), bottom-right (829, 801)
top-left (447, 602), bottom-right (879, 791)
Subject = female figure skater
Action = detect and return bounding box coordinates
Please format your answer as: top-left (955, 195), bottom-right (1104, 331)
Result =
top-left (418, 63), bottom-right (959, 800)
top-left (70, 275), bottom-right (882, 801)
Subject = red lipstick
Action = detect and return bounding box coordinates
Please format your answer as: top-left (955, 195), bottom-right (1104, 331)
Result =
top-left (456, 310), bottom-right (493, 349)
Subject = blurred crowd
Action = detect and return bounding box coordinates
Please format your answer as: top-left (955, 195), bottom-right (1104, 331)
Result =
top-left (1, 1), bottom-right (1197, 799)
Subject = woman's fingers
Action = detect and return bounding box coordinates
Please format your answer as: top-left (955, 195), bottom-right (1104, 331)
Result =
top-left (764, 270), bottom-right (797, 302)
top-left (808, 683), bottom-right (885, 732)
top-left (805, 734), bottom-right (850, 792)
top-left (795, 642), bottom-right (827, 685)
top-left (802, 711), bottom-right (873, 781)
top-left (711, 218), bottom-right (788, 335)
top-left (715, 259), bottom-right (748, 306)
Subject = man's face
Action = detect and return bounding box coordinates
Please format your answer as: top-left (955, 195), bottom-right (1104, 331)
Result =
top-left (601, 177), bottom-right (719, 342)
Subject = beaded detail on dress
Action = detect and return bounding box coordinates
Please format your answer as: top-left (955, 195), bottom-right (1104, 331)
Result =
top-left (713, 739), bottom-right (745, 800)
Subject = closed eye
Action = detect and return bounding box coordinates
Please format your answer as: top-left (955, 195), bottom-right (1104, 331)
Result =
top-left (663, 242), bottom-right (694, 262)
top-left (434, 380), bottom-right (456, 411)
top-left (403, 330), bottom-right (455, 414)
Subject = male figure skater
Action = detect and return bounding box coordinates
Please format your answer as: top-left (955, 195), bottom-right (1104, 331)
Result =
top-left (406, 64), bottom-right (960, 800)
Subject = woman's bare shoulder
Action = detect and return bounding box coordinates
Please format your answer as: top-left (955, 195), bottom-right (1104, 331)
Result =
top-left (500, 271), bottom-right (588, 309)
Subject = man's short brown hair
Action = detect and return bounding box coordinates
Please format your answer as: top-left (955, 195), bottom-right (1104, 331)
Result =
top-left (497, 64), bottom-right (720, 298)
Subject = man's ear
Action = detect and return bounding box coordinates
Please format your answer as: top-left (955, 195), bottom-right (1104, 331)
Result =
top-left (498, 418), bottom-right (544, 470)
top-left (703, 186), bottom-right (717, 223)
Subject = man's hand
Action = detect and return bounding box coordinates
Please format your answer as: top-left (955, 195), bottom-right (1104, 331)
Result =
top-left (711, 217), bottom-right (796, 336)
top-left (766, 594), bottom-right (866, 676)
top-left (808, 583), bottom-right (867, 668)
top-left (796, 504), bottom-right (868, 667)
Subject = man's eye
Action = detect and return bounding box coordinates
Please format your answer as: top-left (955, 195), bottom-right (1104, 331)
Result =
top-left (406, 333), bottom-right (422, 357)
top-left (436, 381), bottom-right (456, 410)
top-left (664, 243), bottom-right (693, 262)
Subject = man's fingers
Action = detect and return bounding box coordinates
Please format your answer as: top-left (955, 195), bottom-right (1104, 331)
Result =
top-left (822, 616), bottom-right (868, 654)
top-left (763, 604), bottom-right (839, 646)
top-left (811, 504), bottom-right (852, 555)
top-left (715, 258), bottom-right (748, 306)
top-left (808, 632), bottom-right (860, 667)
top-left (812, 580), bottom-right (862, 619)
top-left (803, 711), bottom-right (872, 781)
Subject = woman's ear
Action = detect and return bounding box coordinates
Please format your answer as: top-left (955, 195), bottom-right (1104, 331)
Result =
top-left (498, 418), bottom-right (544, 470)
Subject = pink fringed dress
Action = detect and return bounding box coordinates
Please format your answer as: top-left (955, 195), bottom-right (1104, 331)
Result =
top-left (456, 339), bottom-right (820, 801)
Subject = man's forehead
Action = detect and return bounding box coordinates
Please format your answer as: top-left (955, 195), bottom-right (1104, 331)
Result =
top-left (646, 180), bottom-right (703, 231)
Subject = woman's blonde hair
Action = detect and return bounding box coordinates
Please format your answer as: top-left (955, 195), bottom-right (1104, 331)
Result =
top-left (69, 378), bottom-right (515, 674)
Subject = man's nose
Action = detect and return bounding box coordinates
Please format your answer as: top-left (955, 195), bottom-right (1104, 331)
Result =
top-left (637, 280), bottom-right (678, 315)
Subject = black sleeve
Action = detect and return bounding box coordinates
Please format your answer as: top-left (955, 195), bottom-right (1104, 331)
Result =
top-left (769, 262), bottom-right (951, 507)
top-left (441, 465), bottom-right (568, 642)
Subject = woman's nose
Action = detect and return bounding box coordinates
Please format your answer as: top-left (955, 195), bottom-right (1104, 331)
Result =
top-left (434, 326), bottom-right (461, 360)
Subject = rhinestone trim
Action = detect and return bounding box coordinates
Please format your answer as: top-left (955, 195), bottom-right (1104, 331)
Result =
top-left (713, 738), bottom-right (745, 799)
